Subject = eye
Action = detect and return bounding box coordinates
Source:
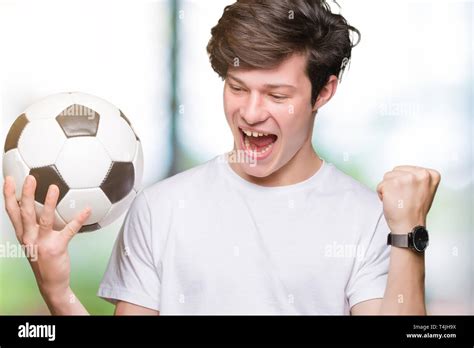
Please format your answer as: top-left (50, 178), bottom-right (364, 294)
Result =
top-left (270, 94), bottom-right (287, 101)
top-left (229, 85), bottom-right (243, 92)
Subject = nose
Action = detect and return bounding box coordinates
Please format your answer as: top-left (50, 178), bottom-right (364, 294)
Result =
top-left (239, 92), bottom-right (268, 125)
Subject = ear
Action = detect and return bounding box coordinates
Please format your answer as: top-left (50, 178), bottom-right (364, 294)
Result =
top-left (312, 75), bottom-right (339, 112)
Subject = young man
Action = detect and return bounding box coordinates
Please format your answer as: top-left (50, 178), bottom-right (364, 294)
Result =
top-left (3, 0), bottom-right (440, 315)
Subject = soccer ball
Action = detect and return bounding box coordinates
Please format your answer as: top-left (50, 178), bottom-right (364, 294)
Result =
top-left (2, 92), bottom-right (143, 233)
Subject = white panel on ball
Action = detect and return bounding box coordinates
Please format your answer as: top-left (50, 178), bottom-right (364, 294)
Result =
top-left (55, 137), bottom-right (111, 189)
top-left (71, 92), bottom-right (137, 162)
top-left (56, 188), bottom-right (112, 225)
top-left (133, 141), bottom-right (144, 191)
top-left (34, 201), bottom-right (67, 231)
top-left (17, 119), bottom-right (67, 169)
top-left (2, 149), bottom-right (30, 201)
top-left (99, 189), bottom-right (136, 228)
top-left (24, 93), bottom-right (75, 121)
top-left (96, 114), bottom-right (137, 162)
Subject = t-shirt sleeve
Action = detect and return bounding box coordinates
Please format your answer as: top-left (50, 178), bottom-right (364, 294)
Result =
top-left (96, 190), bottom-right (161, 311)
top-left (346, 210), bottom-right (391, 310)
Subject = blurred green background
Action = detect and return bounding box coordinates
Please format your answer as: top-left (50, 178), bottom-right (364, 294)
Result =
top-left (0, 0), bottom-right (472, 314)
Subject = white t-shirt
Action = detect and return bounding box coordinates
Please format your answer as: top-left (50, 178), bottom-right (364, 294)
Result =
top-left (97, 153), bottom-right (390, 315)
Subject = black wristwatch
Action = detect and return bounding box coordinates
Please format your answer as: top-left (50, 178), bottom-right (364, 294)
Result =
top-left (387, 225), bottom-right (429, 253)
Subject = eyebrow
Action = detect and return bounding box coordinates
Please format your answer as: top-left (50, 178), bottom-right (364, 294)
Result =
top-left (227, 74), bottom-right (297, 90)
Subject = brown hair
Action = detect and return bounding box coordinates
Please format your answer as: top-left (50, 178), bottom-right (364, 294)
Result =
top-left (206, 0), bottom-right (360, 106)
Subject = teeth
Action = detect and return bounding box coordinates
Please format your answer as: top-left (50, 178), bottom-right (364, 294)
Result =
top-left (259, 144), bottom-right (271, 153)
top-left (241, 128), bottom-right (272, 138)
top-left (243, 138), bottom-right (274, 156)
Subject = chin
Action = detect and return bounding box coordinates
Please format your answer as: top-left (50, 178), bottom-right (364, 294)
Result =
top-left (242, 164), bottom-right (272, 178)
top-left (240, 156), bottom-right (283, 179)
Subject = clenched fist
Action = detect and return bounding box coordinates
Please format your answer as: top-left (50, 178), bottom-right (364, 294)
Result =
top-left (376, 166), bottom-right (441, 235)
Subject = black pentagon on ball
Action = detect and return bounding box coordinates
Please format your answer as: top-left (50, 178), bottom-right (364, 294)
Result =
top-left (100, 162), bottom-right (135, 204)
top-left (4, 113), bottom-right (29, 153)
top-left (29, 165), bottom-right (69, 205)
top-left (79, 223), bottom-right (101, 233)
top-left (55, 104), bottom-right (100, 138)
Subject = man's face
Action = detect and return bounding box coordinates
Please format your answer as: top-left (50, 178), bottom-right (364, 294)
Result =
top-left (224, 53), bottom-right (317, 178)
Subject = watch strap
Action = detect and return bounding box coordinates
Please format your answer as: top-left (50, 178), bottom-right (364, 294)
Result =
top-left (387, 233), bottom-right (410, 248)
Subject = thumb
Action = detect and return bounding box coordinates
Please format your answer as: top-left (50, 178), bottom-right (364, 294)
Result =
top-left (376, 181), bottom-right (384, 202)
top-left (61, 207), bottom-right (91, 242)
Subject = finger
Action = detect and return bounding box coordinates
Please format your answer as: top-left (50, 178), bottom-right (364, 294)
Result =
top-left (392, 166), bottom-right (427, 178)
top-left (376, 181), bottom-right (384, 201)
top-left (395, 167), bottom-right (438, 188)
top-left (392, 165), bottom-right (421, 172)
top-left (392, 165), bottom-right (432, 181)
top-left (3, 176), bottom-right (24, 239)
top-left (426, 169), bottom-right (441, 211)
top-left (376, 172), bottom-right (405, 201)
top-left (377, 171), bottom-right (404, 201)
top-left (61, 207), bottom-right (91, 242)
top-left (38, 185), bottom-right (60, 235)
top-left (383, 170), bottom-right (407, 181)
top-left (20, 175), bottom-right (38, 240)
top-left (427, 169), bottom-right (441, 187)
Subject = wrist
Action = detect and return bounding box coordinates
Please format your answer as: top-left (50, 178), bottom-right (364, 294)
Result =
top-left (40, 286), bottom-right (73, 308)
top-left (388, 225), bottom-right (429, 254)
top-left (389, 219), bottom-right (426, 235)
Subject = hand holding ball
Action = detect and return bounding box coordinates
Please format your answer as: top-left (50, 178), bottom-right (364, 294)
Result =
top-left (3, 92), bottom-right (143, 233)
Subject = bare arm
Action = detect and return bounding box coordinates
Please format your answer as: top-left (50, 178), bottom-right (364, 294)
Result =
top-left (115, 301), bottom-right (160, 315)
top-left (352, 165), bottom-right (440, 315)
top-left (42, 286), bottom-right (159, 315)
top-left (351, 246), bottom-right (425, 315)
top-left (379, 245), bottom-right (425, 314)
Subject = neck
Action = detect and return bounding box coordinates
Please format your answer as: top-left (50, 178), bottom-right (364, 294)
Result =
top-left (230, 137), bottom-right (322, 187)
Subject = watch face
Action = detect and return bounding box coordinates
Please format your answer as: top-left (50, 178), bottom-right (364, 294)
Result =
top-left (413, 226), bottom-right (429, 252)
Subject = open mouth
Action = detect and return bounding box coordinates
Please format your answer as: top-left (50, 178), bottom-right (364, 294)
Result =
top-left (238, 127), bottom-right (278, 159)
